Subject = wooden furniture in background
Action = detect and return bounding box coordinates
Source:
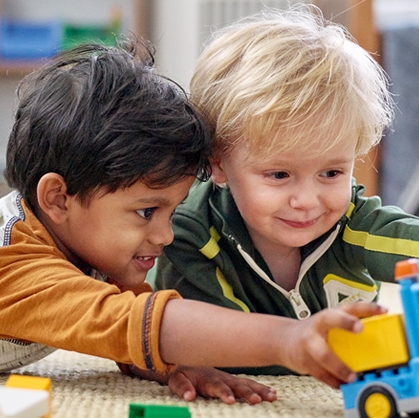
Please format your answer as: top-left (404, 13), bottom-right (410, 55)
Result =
top-left (315, 0), bottom-right (380, 196)
top-left (133, 0), bottom-right (151, 40)
top-left (349, 0), bottom-right (381, 196)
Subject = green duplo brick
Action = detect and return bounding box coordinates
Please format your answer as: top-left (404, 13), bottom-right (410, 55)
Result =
top-left (128, 403), bottom-right (191, 418)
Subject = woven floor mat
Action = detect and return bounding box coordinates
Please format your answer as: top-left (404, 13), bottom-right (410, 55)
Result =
top-left (0, 349), bottom-right (344, 417)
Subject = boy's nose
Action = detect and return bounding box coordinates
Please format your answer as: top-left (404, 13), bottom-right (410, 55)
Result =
top-left (148, 221), bottom-right (174, 247)
top-left (289, 182), bottom-right (320, 210)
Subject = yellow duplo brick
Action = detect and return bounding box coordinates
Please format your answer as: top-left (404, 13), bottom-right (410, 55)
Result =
top-left (5, 375), bottom-right (52, 418)
top-left (328, 313), bottom-right (410, 373)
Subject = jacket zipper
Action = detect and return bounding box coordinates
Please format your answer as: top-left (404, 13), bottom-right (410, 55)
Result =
top-left (235, 224), bottom-right (341, 320)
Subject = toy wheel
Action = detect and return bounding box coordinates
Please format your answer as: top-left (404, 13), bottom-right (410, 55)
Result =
top-left (358, 385), bottom-right (398, 418)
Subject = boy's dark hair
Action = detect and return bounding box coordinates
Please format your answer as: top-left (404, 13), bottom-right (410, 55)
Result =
top-left (4, 37), bottom-right (212, 210)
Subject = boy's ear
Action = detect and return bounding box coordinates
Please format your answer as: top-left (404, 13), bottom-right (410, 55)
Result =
top-left (37, 173), bottom-right (70, 225)
top-left (211, 157), bottom-right (228, 185)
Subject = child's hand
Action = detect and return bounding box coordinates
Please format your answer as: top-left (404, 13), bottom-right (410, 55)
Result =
top-left (166, 366), bottom-right (277, 404)
top-left (126, 364), bottom-right (277, 404)
top-left (280, 302), bottom-right (387, 389)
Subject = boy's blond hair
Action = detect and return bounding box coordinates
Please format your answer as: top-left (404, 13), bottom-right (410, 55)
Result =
top-left (190, 4), bottom-right (394, 159)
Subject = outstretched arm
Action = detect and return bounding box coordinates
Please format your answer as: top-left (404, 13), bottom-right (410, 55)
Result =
top-left (159, 299), bottom-right (386, 389)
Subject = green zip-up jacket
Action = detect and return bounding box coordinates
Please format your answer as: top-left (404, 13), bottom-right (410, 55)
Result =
top-left (153, 180), bottom-right (419, 375)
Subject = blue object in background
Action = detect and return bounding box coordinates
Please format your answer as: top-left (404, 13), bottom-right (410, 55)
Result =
top-left (0, 18), bottom-right (62, 59)
top-left (379, 26), bottom-right (419, 213)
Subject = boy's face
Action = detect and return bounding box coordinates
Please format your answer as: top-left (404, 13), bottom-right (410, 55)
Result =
top-left (212, 132), bottom-right (358, 258)
top-left (57, 178), bottom-right (194, 290)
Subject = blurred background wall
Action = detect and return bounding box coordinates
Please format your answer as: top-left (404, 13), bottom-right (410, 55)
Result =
top-left (1, 0), bottom-right (418, 210)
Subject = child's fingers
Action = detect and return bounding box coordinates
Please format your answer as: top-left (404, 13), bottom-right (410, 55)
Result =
top-left (222, 383), bottom-right (263, 405)
top-left (201, 380), bottom-right (251, 405)
top-left (339, 302), bottom-right (387, 318)
top-left (167, 372), bottom-right (198, 402)
top-left (307, 335), bottom-right (356, 387)
top-left (286, 310), bottom-right (359, 387)
top-left (196, 377), bottom-right (238, 404)
top-left (296, 330), bottom-right (355, 388)
top-left (307, 363), bottom-right (346, 388)
top-left (218, 377), bottom-right (277, 404)
top-left (193, 373), bottom-right (275, 404)
top-left (240, 379), bottom-right (277, 403)
top-left (199, 379), bottom-right (275, 405)
top-left (167, 367), bottom-right (277, 405)
top-left (286, 305), bottom-right (383, 389)
top-left (313, 308), bottom-right (362, 334)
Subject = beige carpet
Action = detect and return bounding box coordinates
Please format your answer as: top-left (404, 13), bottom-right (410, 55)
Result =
top-left (0, 278), bottom-right (401, 418)
top-left (0, 350), bottom-right (344, 417)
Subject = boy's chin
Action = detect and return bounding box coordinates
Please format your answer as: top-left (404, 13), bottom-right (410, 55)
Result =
top-left (106, 276), bottom-right (148, 294)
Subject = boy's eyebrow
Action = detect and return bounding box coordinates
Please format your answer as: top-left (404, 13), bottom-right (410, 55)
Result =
top-left (325, 157), bottom-right (354, 165)
top-left (136, 197), bottom-right (172, 206)
top-left (136, 192), bottom-right (190, 206)
top-left (266, 156), bottom-right (354, 166)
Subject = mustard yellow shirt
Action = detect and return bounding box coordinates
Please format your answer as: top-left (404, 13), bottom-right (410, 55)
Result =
top-left (0, 190), bottom-right (179, 374)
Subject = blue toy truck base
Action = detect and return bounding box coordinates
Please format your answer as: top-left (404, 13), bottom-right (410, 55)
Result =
top-left (337, 259), bottom-right (419, 418)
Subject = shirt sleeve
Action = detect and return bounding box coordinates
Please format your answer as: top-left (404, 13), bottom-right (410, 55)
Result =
top-left (344, 184), bottom-right (419, 282)
top-left (0, 211), bottom-right (180, 375)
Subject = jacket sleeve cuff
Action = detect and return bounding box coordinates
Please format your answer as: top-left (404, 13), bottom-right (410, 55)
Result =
top-left (129, 290), bottom-right (181, 375)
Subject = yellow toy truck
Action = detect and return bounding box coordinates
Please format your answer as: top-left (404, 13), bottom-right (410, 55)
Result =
top-left (329, 258), bottom-right (419, 418)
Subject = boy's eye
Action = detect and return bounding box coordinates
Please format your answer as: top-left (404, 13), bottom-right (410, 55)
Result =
top-left (136, 207), bottom-right (156, 220)
top-left (322, 170), bottom-right (340, 178)
top-left (272, 171), bottom-right (289, 179)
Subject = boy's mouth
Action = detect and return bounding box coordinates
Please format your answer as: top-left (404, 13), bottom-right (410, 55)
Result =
top-left (133, 254), bottom-right (161, 271)
top-left (281, 218), bottom-right (319, 229)
top-left (134, 252), bottom-right (162, 260)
